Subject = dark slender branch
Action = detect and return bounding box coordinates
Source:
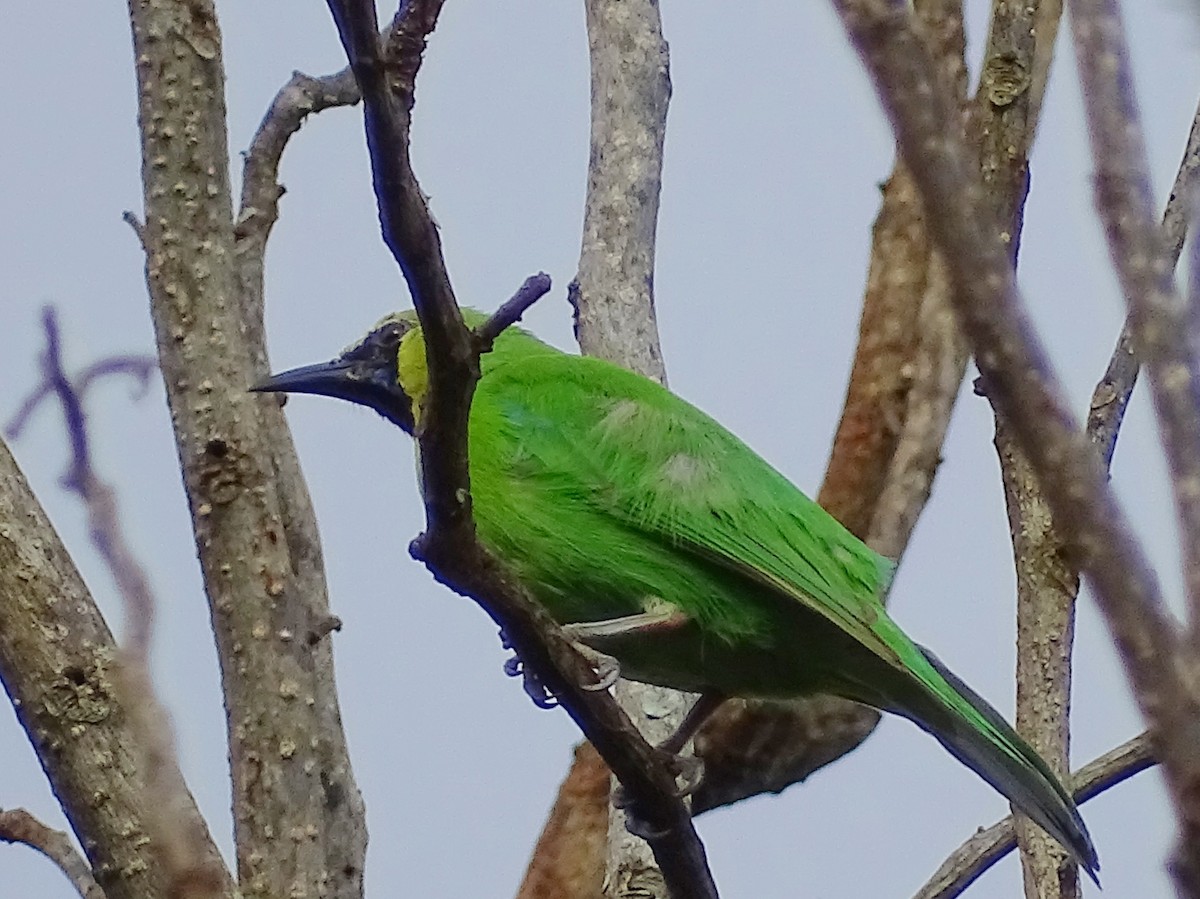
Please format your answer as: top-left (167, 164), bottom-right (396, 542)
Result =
top-left (235, 61), bottom-right (367, 343)
top-left (915, 732), bottom-right (1156, 899)
top-left (239, 70), bottom-right (359, 228)
top-left (1086, 95), bottom-right (1200, 467)
top-left (0, 808), bottom-right (106, 899)
top-left (235, 10), bottom-right (407, 400)
top-left (475, 273), bottom-right (552, 351)
top-left (832, 0), bottom-right (1193, 870)
top-left (6, 356), bottom-right (157, 445)
top-left (322, 2), bottom-right (718, 896)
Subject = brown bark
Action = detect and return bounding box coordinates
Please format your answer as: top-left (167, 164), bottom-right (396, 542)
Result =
top-left (0, 440), bottom-right (231, 899)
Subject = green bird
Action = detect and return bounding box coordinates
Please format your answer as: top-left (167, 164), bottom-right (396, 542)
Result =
top-left (255, 308), bottom-right (1098, 877)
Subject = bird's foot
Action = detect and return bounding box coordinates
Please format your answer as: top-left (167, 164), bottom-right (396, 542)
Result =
top-left (560, 626), bottom-right (621, 691)
top-left (612, 751), bottom-right (706, 810)
top-left (498, 627), bottom-right (621, 708)
top-left (612, 750), bottom-right (705, 839)
top-left (501, 651), bottom-right (558, 709)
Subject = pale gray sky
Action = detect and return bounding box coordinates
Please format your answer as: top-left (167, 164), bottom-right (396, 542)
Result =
top-left (1, 2), bottom-right (1196, 897)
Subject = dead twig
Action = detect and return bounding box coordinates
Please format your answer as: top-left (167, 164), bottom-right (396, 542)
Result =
top-left (476, 273), bottom-right (553, 351)
top-left (0, 808), bottom-right (106, 899)
top-left (915, 732), bottom-right (1155, 899)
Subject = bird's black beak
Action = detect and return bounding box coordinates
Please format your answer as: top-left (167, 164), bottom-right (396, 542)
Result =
top-left (252, 323), bottom-right (415, 434)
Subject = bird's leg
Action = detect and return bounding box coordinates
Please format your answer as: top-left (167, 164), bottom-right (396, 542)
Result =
top-left (659, 691), bottom-right (727, 756)
top-left (570, 642), bottom-right (621, 692)
top-left (563, 607), bottom-right (691, 643)
top-left (613, 691), bottom-right (727, 825)
top-left (562, 607), bottom-right (691, 691)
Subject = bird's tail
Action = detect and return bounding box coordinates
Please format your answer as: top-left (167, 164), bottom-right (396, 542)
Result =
top-left (890, 645), bottom-right (1100, 883)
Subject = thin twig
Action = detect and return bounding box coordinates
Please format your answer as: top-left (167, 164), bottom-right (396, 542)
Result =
top-left (121, 211), bottom-right (146, 251)
top-left (323, 2), bottom-right (719, 896)
top-left (475, 273), bottom-right (553, 351)
top-left (30, 309), bottom-right (222, 899)
top-left (0, 808), bottom-right (107, 899)
top-left (915, 732), bottom-right (1155, 899)
top-left (5, 356), bottom-right (156, 447)
top-left (1086, 96), bottom-right (1200, 467)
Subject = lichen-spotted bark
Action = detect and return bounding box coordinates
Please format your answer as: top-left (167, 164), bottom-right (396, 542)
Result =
top-left (0, 440), bottom-right (231, 899)
top-left (126, 1), bottom-right (365, 896)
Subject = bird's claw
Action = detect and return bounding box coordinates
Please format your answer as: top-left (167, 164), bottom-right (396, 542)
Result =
top-left (666, 753), bottom-right (705, 797)
top-left (613, 753), bottom-right (704, 841)
top-left (620, 807), bottom-right (672, 842)
top-left (611, 749), bottom-right (706, 823)
top-left (502, 652), bottom-right (558, 709)
top-left (498, 627), bottom-right (620, 708)
top-left (572, 641), bottom-right (621, 691)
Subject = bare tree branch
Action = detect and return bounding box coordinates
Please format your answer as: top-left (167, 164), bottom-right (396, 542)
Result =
top-left (915, 732), bottom-right (1155, 899)
top-left (1067, 3), bottom-right (1200, 889)
top-left (1085, 97), bottom-right (1200, 467)
top-left (969, 3), bottom-right (1084, 894)
top-left (525, 0), bottom-right (679, 891)
top-left (569, 0), bottom-right (671, 386)
top-left (236, 67), bottom-right (360, 356)
top-left (323, 2), bottom-right (718, 897)
top-left (125, 0), bottom-right (367, 894)
top-left (3, 371), bottom-right (232, 898)
top-left (0, 808), bottom-right (106, 899)
top-left (516, 742), bottom-right (609, 899)
top-left (1001, 81), bottom-right (1200, 899)
top-left (23, 310), bottom-right (224, 898)
top-left (831, 0), bottom-right (1198, 890)
top-left (1069, 7), bottom-right (1200, 636)
top-left (476, 273), bottom-right (554, 351)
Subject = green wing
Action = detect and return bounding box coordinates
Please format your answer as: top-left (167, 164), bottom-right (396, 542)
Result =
top-left (477, 337), bottom-right (909, 667)
top-left (468, 327), bottom-right (1097, 874)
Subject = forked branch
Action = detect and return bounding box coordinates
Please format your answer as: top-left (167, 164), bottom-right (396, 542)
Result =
top-left (916, 732), bottom-right (1155, 899)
